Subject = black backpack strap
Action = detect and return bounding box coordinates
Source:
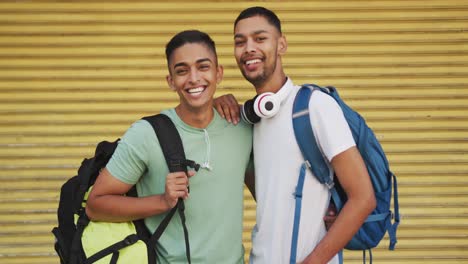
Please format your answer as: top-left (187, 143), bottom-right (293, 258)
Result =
top-left (149, 204), bottom-right (179, 246)
top-left (143, 114), bottom-right (199, 173)
top-left (177, 201), bottom-right (191, 264)
top-left (143, 114), bottom-right (197, 264)
top-left (69, 212), bottom-right (90, 264)
top-left (84, 234), bottom-right (139, 264)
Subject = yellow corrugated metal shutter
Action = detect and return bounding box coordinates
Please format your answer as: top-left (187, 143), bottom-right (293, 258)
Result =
top-left (0, 1), bottom-right (467, 263)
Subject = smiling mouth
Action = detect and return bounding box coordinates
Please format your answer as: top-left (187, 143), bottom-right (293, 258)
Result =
top-left (245, 58), bottom-right (262, 65)
top-left (187, 86), bottom-right (205, 95)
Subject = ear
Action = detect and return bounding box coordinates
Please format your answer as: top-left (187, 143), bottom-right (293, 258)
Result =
top-left (166, 74), bottom-right (176, 91)
top-left (278, 35), bottom-right (288, 55)
top-left (216, 64), bottom-right (224, 84)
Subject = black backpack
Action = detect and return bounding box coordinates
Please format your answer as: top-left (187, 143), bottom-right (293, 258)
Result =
top-left (51, 114), bottom-right (200, 264)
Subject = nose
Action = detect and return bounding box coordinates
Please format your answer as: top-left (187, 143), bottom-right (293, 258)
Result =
top-left (245, 39), bottom-right (256, 53)
top-left (189, 68), bottom-right (200, 83)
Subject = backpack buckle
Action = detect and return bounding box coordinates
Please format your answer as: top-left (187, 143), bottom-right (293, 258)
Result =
top-left (293, 191), bottom-right (302, 199)
top-left (124, 234), bottom-right (139, 245)
top-left (325, 181), bottom-right (335, 189)
top-left (170, 159), bottom-right (200, 172)
top-left (185, 159), bottom-right (201, 171)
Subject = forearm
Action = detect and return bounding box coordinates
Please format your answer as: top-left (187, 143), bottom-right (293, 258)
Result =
top-left (86, 193), bottom-right (171, 222)
top-left (302, 195), bottom-right (375, 264)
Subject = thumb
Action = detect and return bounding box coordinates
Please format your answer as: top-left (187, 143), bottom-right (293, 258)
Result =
top-left (186, 170), bottom-right (196, 178)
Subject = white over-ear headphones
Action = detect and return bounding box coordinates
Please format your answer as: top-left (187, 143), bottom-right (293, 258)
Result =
top-left (241, 87), bottom-right (290, 124)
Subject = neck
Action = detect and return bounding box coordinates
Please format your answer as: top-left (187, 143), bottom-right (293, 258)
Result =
top-left (254, 57), bottom-right (287, 94)
top-left (255, 72), bottom-right (287, 95)
top-left (175, 104), bottom-right (214, 129)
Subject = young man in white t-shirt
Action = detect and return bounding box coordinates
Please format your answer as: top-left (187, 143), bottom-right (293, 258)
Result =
top-left (215, 6), bottom-right (376, 264)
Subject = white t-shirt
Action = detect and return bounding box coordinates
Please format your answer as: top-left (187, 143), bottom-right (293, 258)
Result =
top-left (250, 78), bottom-right (355, 264)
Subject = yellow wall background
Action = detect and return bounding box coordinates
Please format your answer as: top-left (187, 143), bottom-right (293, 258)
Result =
top-left (1, 0), bottom-right (467, 263)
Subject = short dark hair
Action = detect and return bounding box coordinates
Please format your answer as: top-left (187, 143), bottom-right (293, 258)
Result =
top-left (234, 6), bottom-right (282, 33)
top-left (165, 30), bottom-right (217, 65)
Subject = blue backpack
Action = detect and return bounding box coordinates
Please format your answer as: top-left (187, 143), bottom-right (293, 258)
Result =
top-left (290, 84), bottom-right (400, 264)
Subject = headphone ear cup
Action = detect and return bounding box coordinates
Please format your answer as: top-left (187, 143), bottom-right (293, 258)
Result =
top-left (241, 96), bottom-right (261, 124)
top-left (254, 92), bottom-right (280, 119)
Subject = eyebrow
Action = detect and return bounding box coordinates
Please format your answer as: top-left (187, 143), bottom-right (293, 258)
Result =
top-left (173, 58), bottom-right (213, 69)
top-left (234, 30), bottom-right (269, 39)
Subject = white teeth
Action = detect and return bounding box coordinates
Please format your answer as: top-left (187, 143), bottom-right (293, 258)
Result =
top-left (187, 87), bottom-right (204, 94)
top-left (246, 59), bottom-right (261, 65)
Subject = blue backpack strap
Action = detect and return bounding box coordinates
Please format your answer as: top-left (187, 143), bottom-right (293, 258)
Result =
top-left (292, 85), bottom-right (334, 188)
top-left (388, 173), bottom-right (400, 250)
top-left (292, 85), bottom-right (344, 208)
top-left (290, 85), bottom-right (345, 264)
top-left (289, 163), bottom-right (307, 264)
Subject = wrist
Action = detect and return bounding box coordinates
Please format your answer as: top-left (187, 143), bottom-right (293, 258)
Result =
top-left (152, 194), bottom-right (171, 215)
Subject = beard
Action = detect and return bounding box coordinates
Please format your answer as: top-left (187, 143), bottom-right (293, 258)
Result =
top-left (241, 61), bottom-right (277, 89)
top-left (242, 70), bottom-right (268, 88)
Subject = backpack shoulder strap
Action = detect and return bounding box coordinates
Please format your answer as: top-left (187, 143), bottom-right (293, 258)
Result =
top-left (292, 84), bottom-right (344, 207)
top-left (143, 114), bottom-right (200, 172)
top-left (292, 85), bottom-right (334, 188)
top-left (142, 113), bottom-right (196, 264)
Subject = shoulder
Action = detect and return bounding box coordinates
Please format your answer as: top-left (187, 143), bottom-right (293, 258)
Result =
top-left (231, 119), bottom-right (253, 141)
top-left (122, 119), bottom-right (157, 142)
top-left (214, 110), bottom-right (253, 136)
top-left (307, 89), bottom-right (343, 117)
top-left (117, 118), bottom-right (163, 158)
top-left (309, 89), bottom-right (339, 108)
top-left (210, 115), bottom-right (253, 151)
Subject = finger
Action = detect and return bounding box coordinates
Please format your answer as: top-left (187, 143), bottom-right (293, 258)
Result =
top-left (227, 95), bottom-right (240, 109)
top-left (232, 106), bottom-right (240, 125)
top-left (170, 183), bottom-right (188, 192)
top-left (222, 104), bottom-right (232, 123)
top-left (171, 177), bottom-right (189, 188)
top-left (227, 103), bottom-right (240, 125)
top-left (166, 177), bottom-right (188, 189)
top-left (226, 95), bottom-right (240, 124)
top-left (168, 186), bottom-right (189, 197)
top-left (176, 187), bottom-right (190, 199)
top-left (168, 171), bottom-right (191, 180)
top-left (214, 100), bottom-right (226, 119)
top-left (226, 94), bottom-right (239, 105)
